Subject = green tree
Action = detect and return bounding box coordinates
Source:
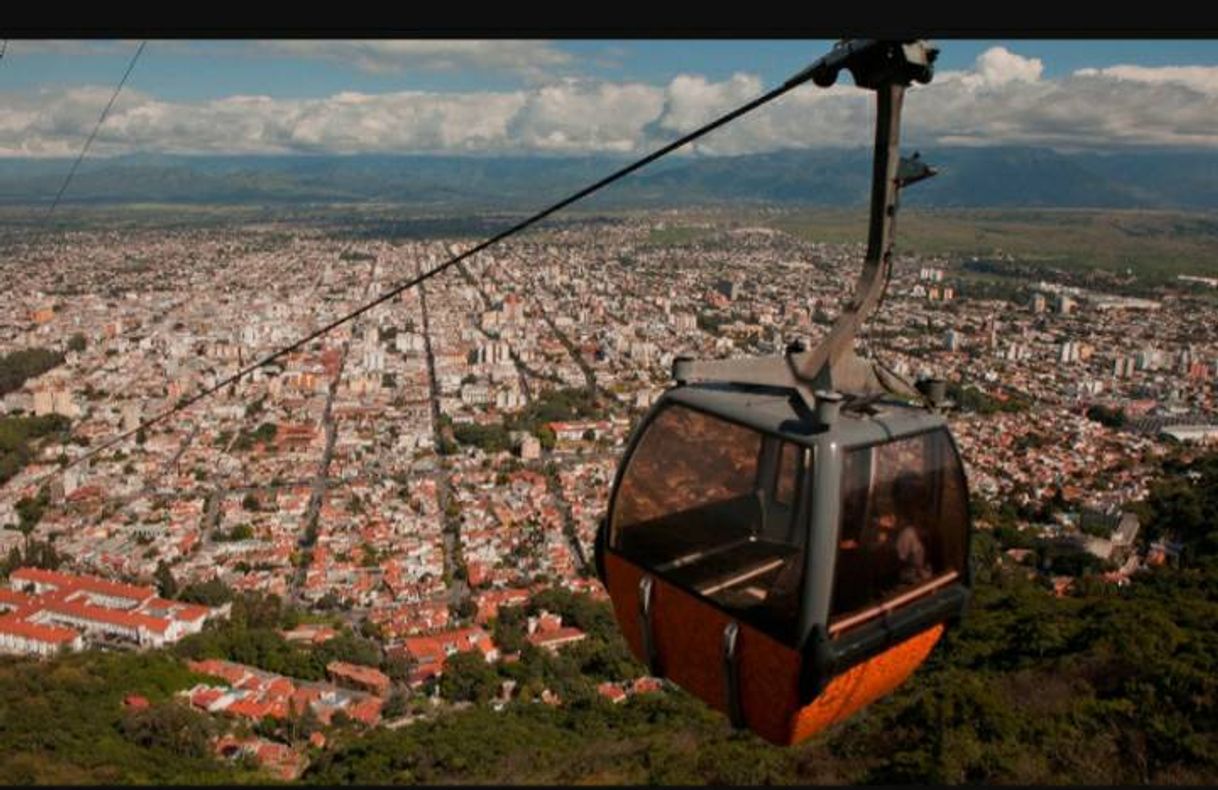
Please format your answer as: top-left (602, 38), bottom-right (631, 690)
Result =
top-left (154, 560), bottom-right (178, 599)
top-left (383, 689), bottom-right (411, 719)
top-left (293, 704), bottom-right (323, 743)
top-left (119, 702), bottom-right (216, 759)
top-left (384, 653), bottom-right (416, 685)
top-left (358, 617), bottom-right (384, 641)
top-left (452, 598), bottom-right (476, 621)
top-left (493, 605), bottom-right (527, 655)
top-left (15, 492), bottom-right (47, 535)
top-left (1085, 403), bottom-right (1127, 429)
top-left (178, 577), bottom-right (232, 606)
top-left (439, 651), bottom-right (500, 704)
top-left (0, 347), bottom-right (65, 397)
top-left (1, 545), bottom-right (22, 577)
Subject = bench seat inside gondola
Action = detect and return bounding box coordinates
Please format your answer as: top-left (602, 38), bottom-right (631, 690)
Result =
top-left (617, 493), bottom-right (797, 602)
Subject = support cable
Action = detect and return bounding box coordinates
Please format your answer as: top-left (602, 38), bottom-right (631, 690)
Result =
top-left (46, 40), bottom-right (146, 216)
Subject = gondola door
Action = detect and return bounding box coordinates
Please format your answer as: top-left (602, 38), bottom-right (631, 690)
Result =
top-left (603, 403), bottom-right (815, 744)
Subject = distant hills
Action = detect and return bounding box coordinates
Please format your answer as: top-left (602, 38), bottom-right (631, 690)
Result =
top-left (2, 147), bottom-right (1218, 210)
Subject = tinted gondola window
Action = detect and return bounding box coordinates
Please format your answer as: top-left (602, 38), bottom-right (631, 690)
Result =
top-left (611, 405), bottom-right (810, 643)
top-left (830, 429), bottom-right (968, 629)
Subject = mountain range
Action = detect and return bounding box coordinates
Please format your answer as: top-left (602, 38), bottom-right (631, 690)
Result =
top-left (2, 147), bottom-right (1217, 210)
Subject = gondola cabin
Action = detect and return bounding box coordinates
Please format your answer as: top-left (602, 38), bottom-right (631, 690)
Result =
top-left (590, 38), bottom-right (965, 745)
top-left (595, 384), bottom-right (972, 746)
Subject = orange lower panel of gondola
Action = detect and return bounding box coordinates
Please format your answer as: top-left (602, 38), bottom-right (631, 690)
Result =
top-left (603, 551), bottom-right (943, 746)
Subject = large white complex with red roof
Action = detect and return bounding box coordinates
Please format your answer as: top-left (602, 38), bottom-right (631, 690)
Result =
top-left (0, 567), bottom-right (226, 655)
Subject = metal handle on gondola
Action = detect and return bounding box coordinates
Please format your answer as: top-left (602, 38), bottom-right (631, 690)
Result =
top-left (722, 620), bottom-right (745, 730)
top-left (637, 575), bottom-right (661, 676)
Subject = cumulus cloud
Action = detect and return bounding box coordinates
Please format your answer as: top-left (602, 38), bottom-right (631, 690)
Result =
top-left (0, 82), bottom-right (661, 157)
top-left (4, 46), bottom-right (1218, 157)
top-left (656, 73), bottom-right (885, 156)
top-left (656, 73), bottom-right (763, 133)
top-left (1074, 64), bottom-right (1218, 96)
top-left (2, 88), bottom-right (535, 157)
top-left (945, 46), bottom-right (1045, 89)
top-left (508, 79), bottom-right (664, 152)
top-left (910, 53), bottom-right (1218, 148)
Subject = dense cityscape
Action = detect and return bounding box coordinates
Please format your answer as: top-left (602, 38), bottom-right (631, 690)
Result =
top-left (1, 209), bottom-right (1216, 780)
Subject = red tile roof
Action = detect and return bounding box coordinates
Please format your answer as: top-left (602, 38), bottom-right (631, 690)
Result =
top-left (282, 624), bottom-right (338, 644)
top-left (189, 686), bottom-right (226, 710)
top-left (0, 614), bottom-right (79, 644)
top-left (225, 697), bottom-right (279, 720)
top-left (402, 626), bottom-right (494, 664)
top-left (0, 589), bottom-right (34, 611)
top-left (347, 697), bottom-right (383, 726)
top-left (264, 677), bottom-right (295, 698)
top-left (237, 674), bottom-right (264, 692)
top-left (145, 598), bottom-right (211, 623)
top-left (533, 612), bottom-right (563, 633)
top-left (326, 661), bottom-right (390, 695)
top-left (11, 564), bottom-right (154, 601)
top-left (188, 659), bottom-right (249, 685)
top-left (11, 567), bottom-right (155, 603)
top-left (527, 626), bottom-right (586, 650)
top-left (290, 687), bottom-right (321, 714)
top-left (43, 599), bottom-right (171, 633)
top-left (406, 661), bottom-right (443, 686)
top-left (123, 694), bottom-right (151, 710)
top-left (597, 682), bottom-right (626, 703)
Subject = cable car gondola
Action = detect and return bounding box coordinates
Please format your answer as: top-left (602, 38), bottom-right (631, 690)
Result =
top-left (593, 39), bottom-right (974, 746)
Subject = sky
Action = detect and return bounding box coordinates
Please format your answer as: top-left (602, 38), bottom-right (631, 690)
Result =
top-left (2, 39), bottom-right (1218, 158)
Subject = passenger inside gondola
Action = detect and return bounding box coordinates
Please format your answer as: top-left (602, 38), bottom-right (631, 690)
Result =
top-left (891, 473), bottom-right (933, 586)
top-left (830, 431), bottom-right (967, 632)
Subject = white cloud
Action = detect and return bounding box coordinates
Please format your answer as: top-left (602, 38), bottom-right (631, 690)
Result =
top-left (655, 73), bottom-right (763, 134)
top-left (1073, 64), bottom-right (1218, 96)
top-left (508, 79), bottom-right (664, 152)
top-left (0, 82), bottom-right (659, 157)
top-left (965, 46), bottom-right (1044, 87)
top-left (3, 46), bottom-right (1218, 157)
top-left (908, 50), bottom-right (1218, 148)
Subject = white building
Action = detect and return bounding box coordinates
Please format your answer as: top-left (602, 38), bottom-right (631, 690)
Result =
top-left (1160, 424), bottom-right (1218, 445)
top-left (0, 617), bottom-right (83, 657)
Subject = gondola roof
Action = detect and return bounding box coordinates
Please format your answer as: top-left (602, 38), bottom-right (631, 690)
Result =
top-left (662, 384), bottom-right (948, 448)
